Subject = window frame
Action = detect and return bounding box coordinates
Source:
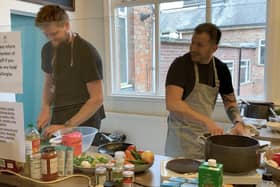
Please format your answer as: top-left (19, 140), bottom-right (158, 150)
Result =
top-left (105, 0), bottom-right (268, 100)
top-left (223, 60), bottom-right (234, 82)
top-left (240, 59), bottom-right (251, 85)
top-left (258, 39), bottom-right (265, 66)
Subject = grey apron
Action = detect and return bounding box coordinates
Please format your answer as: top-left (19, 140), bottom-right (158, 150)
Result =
top-left (165, 58), bottom-right (220, 159)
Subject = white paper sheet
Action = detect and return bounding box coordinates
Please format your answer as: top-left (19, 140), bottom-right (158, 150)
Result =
top-left (0, 32), bottom-right (23, 93)
top-left (0, 102), bottom-right (25, 162)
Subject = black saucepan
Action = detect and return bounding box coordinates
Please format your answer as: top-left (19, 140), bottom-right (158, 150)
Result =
top-left (203, 134), bottom-right (268, 173)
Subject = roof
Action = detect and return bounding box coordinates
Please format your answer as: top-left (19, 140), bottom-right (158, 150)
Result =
top-left (160, 0), bottom-right (266, 33)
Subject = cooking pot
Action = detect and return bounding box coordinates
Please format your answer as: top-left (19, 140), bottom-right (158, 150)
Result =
top-left (240, 101), bottom-right (274, 120)
top-left (203, 134), bottom-right (268, 173)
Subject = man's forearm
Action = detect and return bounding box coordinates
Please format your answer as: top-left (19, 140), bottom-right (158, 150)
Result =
top-left (65, 97), bottom-right (103, 127)
top-left (222, 93), bottom-right (242, 124)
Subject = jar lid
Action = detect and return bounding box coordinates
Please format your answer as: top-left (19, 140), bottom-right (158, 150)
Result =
top-left (124, 164), bottom-right (135, 170)
top-left (106, 162), bottom-right (115, 168)
top-left (114, 151), bottom-right (125, 159)
top-left (262, 173), bottom-right (273, 181)
top-left (112, 167), bottom-right (123, 172)
top-left (104, 181), bottom-right (115, 187)
top-left (122, 170), bottom-right (134, 177)
top-left (208, 159), bottom-right (217, 167)
top-left (41, 146), bottom-right (56, 153)
top-left (95, 167), bottom-right (106, 174)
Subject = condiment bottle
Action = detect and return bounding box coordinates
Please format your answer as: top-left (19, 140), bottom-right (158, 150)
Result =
top-left (112, 167), bottom-right (123, 185)
top-left (124, 164), bottom-right (135, 182)
top-left (41, 146), bottom-right (58, 181)
top-left (122, 170), bottom-right (134, 187)
top-left (95, 166), bottom-right (107, 186)
top-left (24, 123), bottom-right (40, 177)
top-left (261, 173), bottom-right (277, 187)
top-left (30, 153), bottom-right (41, 180)
top-left (114, 151), bottom-right (125, 169)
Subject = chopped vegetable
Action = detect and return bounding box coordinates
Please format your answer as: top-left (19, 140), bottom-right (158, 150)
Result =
top-left (74, 153), bottom-right (109, 168)
top-left (127, 145), bottom-right (136, 151)
top-left (131, 150), bottom-right (142, 160)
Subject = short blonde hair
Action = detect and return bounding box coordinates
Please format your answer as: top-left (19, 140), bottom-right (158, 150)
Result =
top-left (35, 5), bottom-right (69, 27)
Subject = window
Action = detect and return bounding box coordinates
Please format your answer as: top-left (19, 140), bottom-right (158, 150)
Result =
top-left (223, 60), bottom-right (234, 82)
top-left (240, 59), bottom-right (250, 84)
top-left (259, 39), bottom-right (265, 65)
top-left (109, 0), bottom-right (267, 99)
top-left (112, 5), bottom-right (155, 94)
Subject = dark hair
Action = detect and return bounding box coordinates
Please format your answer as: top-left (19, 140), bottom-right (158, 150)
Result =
top-left (35, 5), bottom-right (69, 27)
top-left (194, 23), bottom-right (221, 45)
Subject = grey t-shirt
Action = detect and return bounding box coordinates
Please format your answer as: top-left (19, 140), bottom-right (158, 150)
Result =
top-left (41, 34), bottom-right (105, 127)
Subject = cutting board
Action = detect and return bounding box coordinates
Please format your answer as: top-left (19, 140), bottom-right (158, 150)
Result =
top-left (160, 160), bottom-right (262, 185)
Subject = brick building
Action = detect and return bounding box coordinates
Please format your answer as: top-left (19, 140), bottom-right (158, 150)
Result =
top-left (114, 0), bottom-right (266, 98)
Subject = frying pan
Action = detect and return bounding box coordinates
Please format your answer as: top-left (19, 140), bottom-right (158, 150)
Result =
top-left (98, 142), bottom-right (133, 156)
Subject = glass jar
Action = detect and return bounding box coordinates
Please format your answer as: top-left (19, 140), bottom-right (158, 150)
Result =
top-left (95, 167), bottom-right (107, 186)
top-left (106, 162), bottom-right (115, 181)
top-left (30, 153), bottom-right (41, 180)
top-left (124, 164), bottom-right (135, 182)
top-left (41, 146), bottom-right (58, 181)
top-left (112, 167), bottom-right (123, 183)
top-left (122, 171), bottom-right (134, 187)
top-left (261, 173), bottom-right (277, 187)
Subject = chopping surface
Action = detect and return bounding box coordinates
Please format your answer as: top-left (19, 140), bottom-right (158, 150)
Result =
top-left (166, 159), bottom-right (201, 174)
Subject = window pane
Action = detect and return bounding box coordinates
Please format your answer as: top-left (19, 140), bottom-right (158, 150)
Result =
top-left (212, 0), bottom-right (267, 99)
top-left (159, 0), bottom-right (206, 96)
top-left (113, 5), bottom-right (155, 94)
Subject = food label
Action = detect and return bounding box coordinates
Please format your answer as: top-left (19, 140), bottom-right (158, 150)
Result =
top-left (32, 139), bottom-right (40, 154)
top-left (41, 157), bottom-right (58, 175)
top-left (25, 140), bottom-right (32, 155)
top-left (25, 139), bottom-right (40, 155)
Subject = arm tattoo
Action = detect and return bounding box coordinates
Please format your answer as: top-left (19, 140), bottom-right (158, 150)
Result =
top-left (222, 93), bottom-right (242, 123)
top-left (221, 93), bottom-right (237, 105)
top-left (227, 106), bottom-right (240, 123)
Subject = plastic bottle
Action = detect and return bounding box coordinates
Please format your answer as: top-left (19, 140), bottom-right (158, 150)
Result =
top-left (260, 173), bottom-right (277, 187)
top-left (24, 123), bottom-right (41, 177)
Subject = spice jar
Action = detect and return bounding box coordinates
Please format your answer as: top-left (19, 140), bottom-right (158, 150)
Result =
top-left (112, 167), bottom-right (123, 184)
top-left (106, 162), bottom-right (115, 181)
top-left (124, 164), bottom-right (135, 182)
top-left (41, 146), bottom-right (58, 181)
top-left (95, 166), bottom-right (107, 186)
top-left (122, 171), bottom-right (134, 187)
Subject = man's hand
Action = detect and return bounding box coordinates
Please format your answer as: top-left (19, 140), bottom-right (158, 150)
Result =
top-left (230, 122), bottom-right (250, 136)
top-left (37, 106), bottom-right (51, 129)
top-left (43, 124), bottom-right (66, 137)
top-left (205, 120), bottom-right (224, 135)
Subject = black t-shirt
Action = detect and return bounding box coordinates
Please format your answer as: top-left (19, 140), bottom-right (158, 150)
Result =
top-left (166, 52), bottom-right (234, 100)
top-left (41, 34), bottom-right (105, 125)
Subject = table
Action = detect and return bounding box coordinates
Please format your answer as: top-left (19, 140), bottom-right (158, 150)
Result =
top-left (0, 154), bottom-right (170, 187)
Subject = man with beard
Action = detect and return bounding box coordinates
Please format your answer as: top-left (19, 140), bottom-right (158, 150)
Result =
top-left (165, 23), bottom-right (249, 158)
top-left (35, 5), bottom-right (105, 137)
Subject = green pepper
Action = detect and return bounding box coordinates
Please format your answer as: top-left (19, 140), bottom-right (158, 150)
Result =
top-left (131, 150), bottom-right (142, 160)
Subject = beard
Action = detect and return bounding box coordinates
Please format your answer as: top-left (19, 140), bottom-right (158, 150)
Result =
top-left (51, 32), bottom-right (70, 47)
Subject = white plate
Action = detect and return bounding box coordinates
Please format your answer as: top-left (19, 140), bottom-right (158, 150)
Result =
top-left (266, 121), bottom-right (280, 131)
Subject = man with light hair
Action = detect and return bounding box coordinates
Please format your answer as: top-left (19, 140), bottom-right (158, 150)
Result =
top-left (35, 5), bottom-right (105, 137)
